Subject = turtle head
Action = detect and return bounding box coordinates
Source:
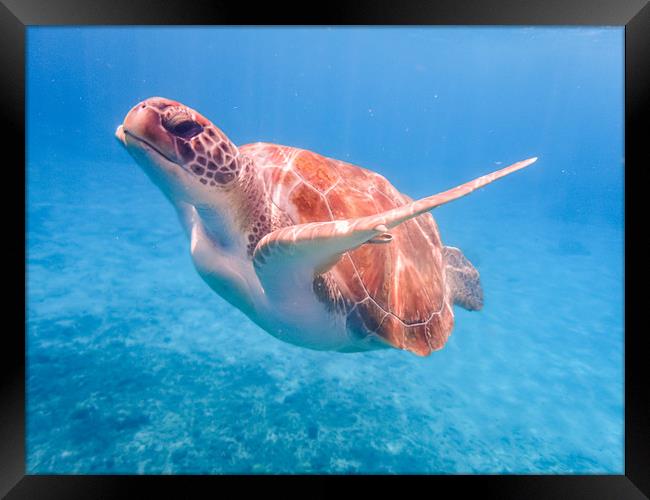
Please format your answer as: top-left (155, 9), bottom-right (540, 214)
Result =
top-left (116, 97), bottom-right (243, 204)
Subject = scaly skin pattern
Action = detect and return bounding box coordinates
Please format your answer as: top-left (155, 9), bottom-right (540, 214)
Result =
top-left (242, 142), bottom-right (456, 356)
top-left (123, 99), bottom-right (287, 257)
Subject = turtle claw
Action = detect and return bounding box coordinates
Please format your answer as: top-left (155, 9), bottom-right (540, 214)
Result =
top-left (367, 233), bottom-right (393, 244)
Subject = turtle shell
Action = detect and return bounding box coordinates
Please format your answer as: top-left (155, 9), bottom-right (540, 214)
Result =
top-left (241, 142), bottom-right (455, 356)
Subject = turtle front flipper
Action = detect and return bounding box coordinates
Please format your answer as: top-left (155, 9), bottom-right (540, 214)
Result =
top-left (252, 157), bottom-right (537, 299)
top-left (252, 220), bottom-right (391, 298)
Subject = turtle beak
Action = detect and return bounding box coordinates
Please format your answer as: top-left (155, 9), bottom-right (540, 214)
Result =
top-left (115, 124), bottom-right (127, 146)
top-left (120, 101), bottom-right (181, 164)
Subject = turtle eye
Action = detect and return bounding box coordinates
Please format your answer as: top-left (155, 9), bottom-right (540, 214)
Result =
top-left (162, 112), bottom-right (204, 139)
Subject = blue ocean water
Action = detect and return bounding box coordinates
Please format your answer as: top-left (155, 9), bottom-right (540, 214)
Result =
top-left (26, 27), bottom-right (624, 473)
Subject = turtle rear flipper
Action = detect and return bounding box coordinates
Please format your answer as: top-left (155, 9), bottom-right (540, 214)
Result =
top-left (444, 246), bottom-right (483, 311)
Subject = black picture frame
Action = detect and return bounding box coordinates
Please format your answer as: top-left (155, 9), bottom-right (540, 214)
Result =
top-left (2, 0), bottom-right (648, 498)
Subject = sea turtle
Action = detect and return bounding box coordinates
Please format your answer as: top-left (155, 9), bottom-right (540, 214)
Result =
top-left (115, 97), bottom-right (537, 356)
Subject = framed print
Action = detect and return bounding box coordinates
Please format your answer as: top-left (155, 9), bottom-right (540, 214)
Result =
top-left (2, 0), bottom-right (648, 498)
